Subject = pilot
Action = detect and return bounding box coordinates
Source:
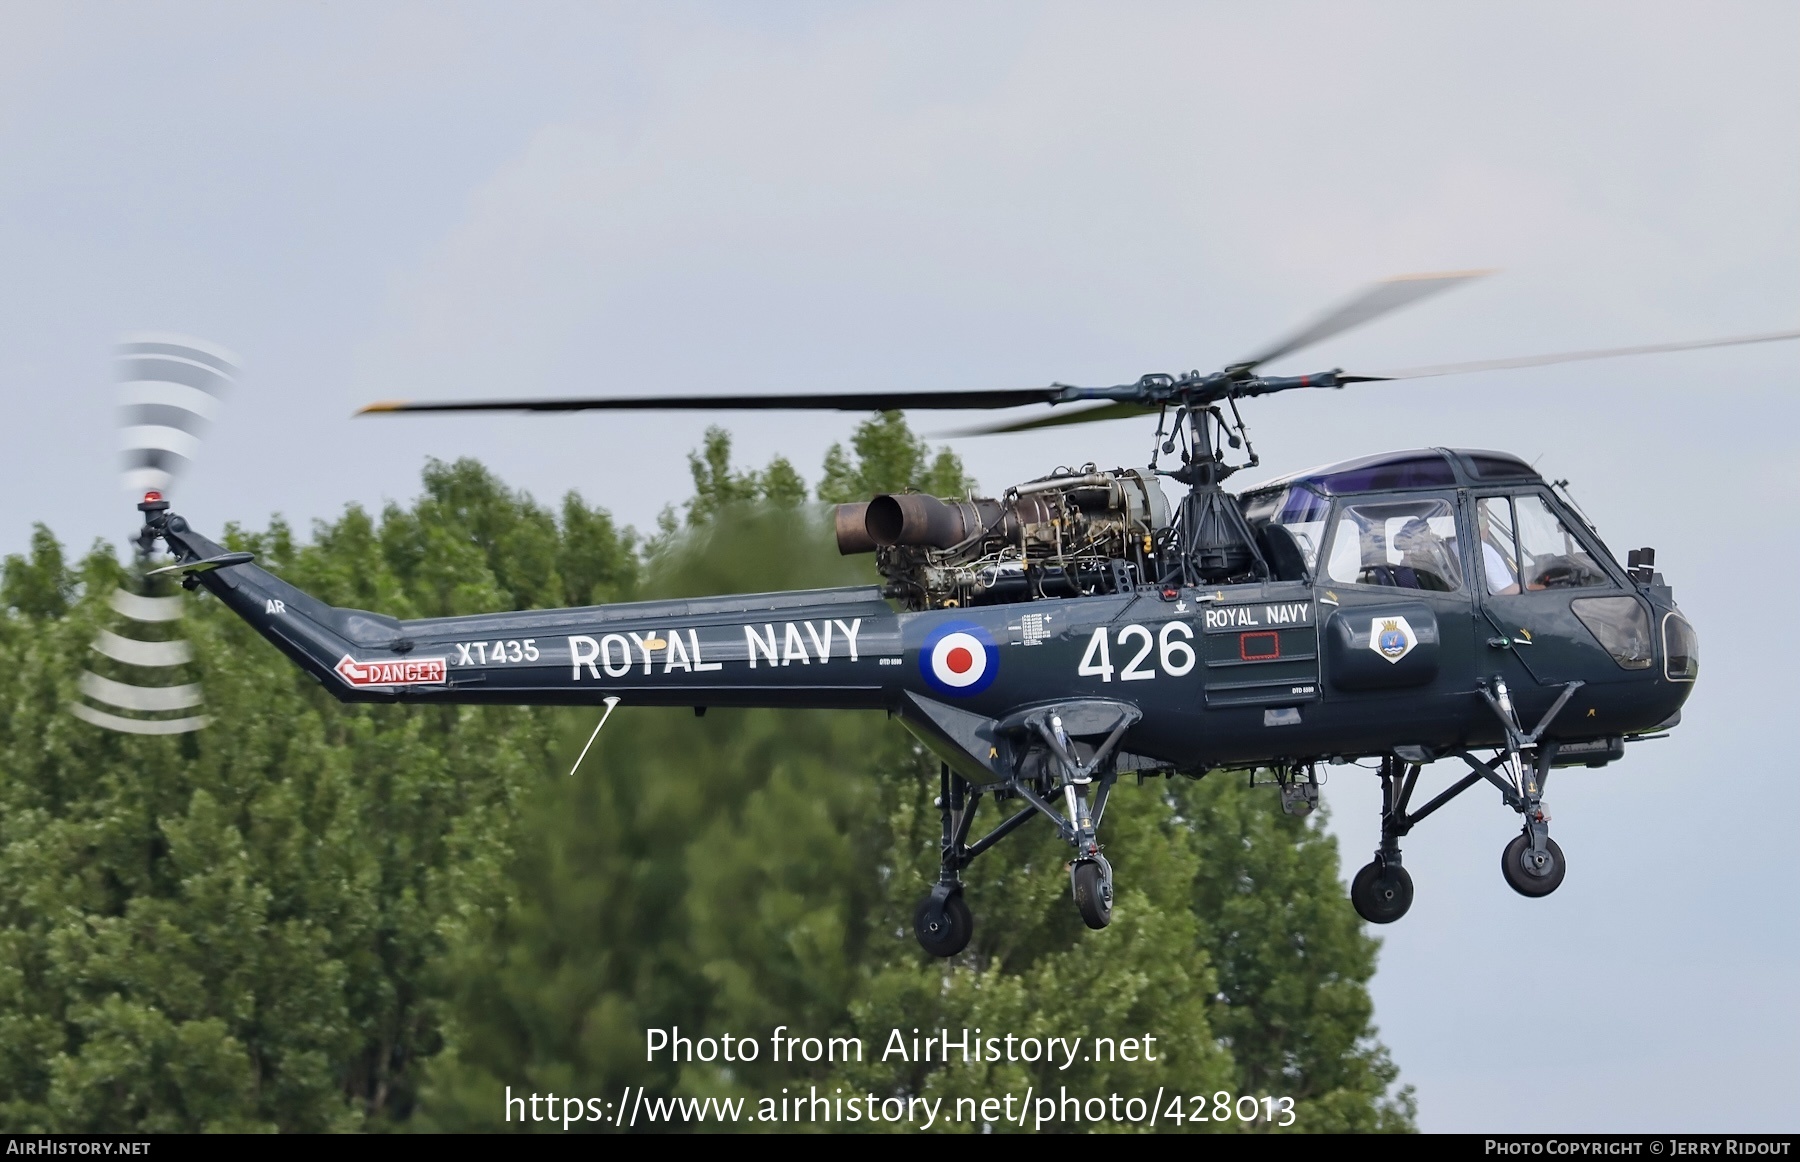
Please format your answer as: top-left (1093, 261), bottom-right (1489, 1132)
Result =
top-left (1479, 518), bottom-right (1521, 595)
top-left (1392, 517), bottom-right (1460, 592)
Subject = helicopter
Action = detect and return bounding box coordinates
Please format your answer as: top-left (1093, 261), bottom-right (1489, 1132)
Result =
top-left (127, 272), bottom-right (1792, 956)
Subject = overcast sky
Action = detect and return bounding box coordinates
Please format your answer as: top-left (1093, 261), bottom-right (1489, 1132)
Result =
top-left (2, 1), bottom-right (1796, 1132)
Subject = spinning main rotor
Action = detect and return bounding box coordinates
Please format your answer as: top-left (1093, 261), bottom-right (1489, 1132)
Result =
top-left (357, 271), bottom-right (1798, 473)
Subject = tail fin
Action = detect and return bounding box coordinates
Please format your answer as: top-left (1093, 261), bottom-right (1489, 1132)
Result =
top-left (143, 502), bottom-right (412, 701)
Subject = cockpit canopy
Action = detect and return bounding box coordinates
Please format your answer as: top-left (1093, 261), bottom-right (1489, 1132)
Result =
top-left (1239, 448), bottom-right (1617, 595)
top-left (1246, 447), bottom-right (1539, 497)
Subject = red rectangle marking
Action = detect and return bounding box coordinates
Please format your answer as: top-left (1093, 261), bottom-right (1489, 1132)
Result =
top-left (1239, 631), bottom-right (1280, 662)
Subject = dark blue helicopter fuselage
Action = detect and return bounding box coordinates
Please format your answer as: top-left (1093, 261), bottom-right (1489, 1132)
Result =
top-left (159, 448), bottom-right (1693, 782)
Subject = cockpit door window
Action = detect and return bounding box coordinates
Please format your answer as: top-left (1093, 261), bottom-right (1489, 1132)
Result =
top-left (1478, 490), bottom-right (1632, 686)
top-left (1477, 497), bottom-right (1521, 595)
top-left (1324, 498), bottom-right (1463, 592)
top-left (1477, 494), bottom-right (1610, 593)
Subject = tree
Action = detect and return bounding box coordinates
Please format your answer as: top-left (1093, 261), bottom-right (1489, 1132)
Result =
top-left (0, 461), bottom-right (628, 1130)
top-left (817, 411), bottom-right (973, 502)
top-left (684, 427), bottom-right (809, 527)
top-left (1, 524), bottom-right (75, 620)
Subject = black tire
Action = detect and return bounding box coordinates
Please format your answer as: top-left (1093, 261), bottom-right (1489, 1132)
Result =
top-left (913, 892), bottom-right (973, 957)
top-left (1071, 860), bottom-right (1114, 930)
top-left (1501, 832), bottom-right (1566, 898)
top-left (1350, 860), bottom-right (1415, 924)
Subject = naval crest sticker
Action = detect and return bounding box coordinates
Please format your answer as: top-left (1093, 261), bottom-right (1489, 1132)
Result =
top-left (1370, 616), bottom-right (1418, 664)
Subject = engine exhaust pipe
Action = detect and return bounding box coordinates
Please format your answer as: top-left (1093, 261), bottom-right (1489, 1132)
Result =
top-left (866, 493), bottom-right (988, 549)
top-left (833, 503), bottom-right (877, 554)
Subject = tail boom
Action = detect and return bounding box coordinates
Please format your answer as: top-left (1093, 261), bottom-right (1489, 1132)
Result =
top-left (149, 510), bottom-right (899, 711)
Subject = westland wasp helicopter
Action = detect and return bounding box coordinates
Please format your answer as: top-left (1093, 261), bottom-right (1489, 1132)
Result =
top-left (132, 272), bottom-right (1792, 956)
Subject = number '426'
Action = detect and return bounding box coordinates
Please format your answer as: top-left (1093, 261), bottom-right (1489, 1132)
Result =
top-left (1077, 623), bottom-right (1195, 682)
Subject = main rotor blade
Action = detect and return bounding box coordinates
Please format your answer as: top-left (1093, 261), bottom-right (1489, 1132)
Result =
top-left (942, 400), bottom-right (1158, 437)
top-left (1237, 270), bottom-right (1494, 371)
top-left (1346, 328), bottom-right (1800, 382)
top-left (358, 387), bottom-right (1071, 416)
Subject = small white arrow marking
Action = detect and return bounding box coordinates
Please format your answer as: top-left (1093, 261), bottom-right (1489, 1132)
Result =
top-left (569, 696), bottom-right (621, 777)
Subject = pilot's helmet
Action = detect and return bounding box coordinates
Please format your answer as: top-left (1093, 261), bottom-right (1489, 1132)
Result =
top-left (1394, 517), bottom-right (1435, 551)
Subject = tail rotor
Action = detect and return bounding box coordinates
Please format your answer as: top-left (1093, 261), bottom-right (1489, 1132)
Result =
top-left (70, 335), bottom-right (238, 736)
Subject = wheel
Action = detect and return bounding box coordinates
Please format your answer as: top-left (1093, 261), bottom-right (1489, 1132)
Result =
top-left (913, 892), bottom-right (973, 957)
top-left (1071, 859), bottom-right (1113, 930)
top-left (1350, 860), bottom-right (1414, 924)
top-left (1501, 832), bottom-right (1566, 897)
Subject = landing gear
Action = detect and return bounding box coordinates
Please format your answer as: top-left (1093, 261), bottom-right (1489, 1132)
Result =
top-left (1071, 857), bottom-right (1114, 929)
top-left (1353, 755), bottom-right (1421, 924)
top-left (1501, 831), bottom-right (1566, 897)
top-left (1350, 859), bottom-right (1414, 924)
top-left (1021, 706), bottom-right (1132, 932)
top-left (913, 891), bottom-right (973, 956)
top-left (910, 701), bottom-right (1138, 956)
top-left (913, 762), bottom-right (984, 958)
top-left (1350, 678), bottom-right (1586, 922)
top-left (1478, 677), bottom-right (1576, 900)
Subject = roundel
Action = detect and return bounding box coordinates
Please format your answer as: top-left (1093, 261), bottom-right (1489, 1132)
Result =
top-left (920, 621), bottom-right (999, 696)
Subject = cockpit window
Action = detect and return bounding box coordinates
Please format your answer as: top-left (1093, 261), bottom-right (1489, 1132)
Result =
top-left (1478, 494), bottom-right (1611, 592)
top-left (1325, 499), bottom-right (1462, 592)
top-left (1476, 497), bottom-right (1521, 594)
top-left (1514, 494), bottom-right (1610, 589)
top-left (1243, 486), bottom-right (1330, 569)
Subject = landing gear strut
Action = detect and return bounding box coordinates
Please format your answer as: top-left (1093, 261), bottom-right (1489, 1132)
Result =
top-left (1478, 677), bottom-right (1576, 900)
top-left (1351, 755), bottom-right (1419, 924)
top-left (1350, 677), bottom-right (1584, 923)
top-left (910, 702), bottom-right (1138, 956)
top-left (912, 762), bottom-right (984, 958)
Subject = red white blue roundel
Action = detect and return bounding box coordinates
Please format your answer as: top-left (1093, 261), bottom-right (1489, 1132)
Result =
top-left (921, 621), bottom-right (999, 696)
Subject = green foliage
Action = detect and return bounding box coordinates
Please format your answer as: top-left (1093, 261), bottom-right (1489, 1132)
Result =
top-left (2, 524), bottom-right (77, 620)
top-left (817, 411), bottom-right (974, 502)
top-left (0, 463), bottom-right (599, 1130)
top-left (684, 428), bottom-right (810, 528)
top-left (0, 419), bottom-right (1410, 1134)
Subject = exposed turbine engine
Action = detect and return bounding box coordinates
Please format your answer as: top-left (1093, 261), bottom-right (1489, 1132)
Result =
top-left (834, 466), bottom-right (1171, 611)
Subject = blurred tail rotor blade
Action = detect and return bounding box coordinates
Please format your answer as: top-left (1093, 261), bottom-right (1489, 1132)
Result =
top-left (1347, 328), bottom-right (1800, 382)
top-left (117, 333), bottom-right (238, 496)
top-left (1237, 270), bottom-right (1494, 371)
top-left (69, 704), bottom-right (212, 735)
top-left (75, 332), bottom-right (236, 736)
top-left (71, 585), bottom-right (211, 735)
top-left (941, 400), bottom-right (1158, 437)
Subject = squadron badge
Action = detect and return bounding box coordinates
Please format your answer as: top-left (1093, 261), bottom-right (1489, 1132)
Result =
top-left (1370, 616), bottom-right (1418, 664)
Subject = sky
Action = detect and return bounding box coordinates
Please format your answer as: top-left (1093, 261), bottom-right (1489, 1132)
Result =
top-left (1, 0), bottom-right (1796, 1132)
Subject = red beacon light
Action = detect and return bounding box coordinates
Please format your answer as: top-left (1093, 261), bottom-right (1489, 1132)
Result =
top-left (143, 490), bottom-right (162, 503)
